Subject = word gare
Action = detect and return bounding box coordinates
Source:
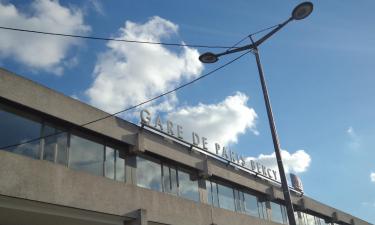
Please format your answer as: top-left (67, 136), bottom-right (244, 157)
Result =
top-left (140, 109), bottom-right (278, 181)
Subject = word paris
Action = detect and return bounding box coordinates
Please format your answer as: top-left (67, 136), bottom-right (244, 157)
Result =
top-left (140, 109), bottom-right (278, 181)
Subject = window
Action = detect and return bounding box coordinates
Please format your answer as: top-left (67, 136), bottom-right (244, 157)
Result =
top-left (178, 169), bottom-right (199, 202)
top-left (258, 200), bottom-right (268, 220)
top-left (115, 150), bottom-right (125, 182)
top-left (105, 147), bottom-right (115, 179)
top-left (217, 183), bottom-right (235, 211)
top-left (207, 180), bottom-right (219, 207)
top-left (69, 134), bottom-right (104, 176)
top-left (42, 124), bottom-right (68, 165)
top-left (270, 202), bottom-right (286, 224)
top-left (163, 164), bottom-right (178, 195)
top-left (0, 104), bottom-right (42, 159)
top-left (243, 192), bottom-right (259, 217)
top-left (136, 156), bottom-right (162, 191)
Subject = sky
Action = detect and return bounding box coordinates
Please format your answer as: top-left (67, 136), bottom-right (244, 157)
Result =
top-left (0, 0), bottom-right (374, 223)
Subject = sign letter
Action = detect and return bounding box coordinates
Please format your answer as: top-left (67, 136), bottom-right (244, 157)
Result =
top-left (140, 109), bottom-right (151, 125)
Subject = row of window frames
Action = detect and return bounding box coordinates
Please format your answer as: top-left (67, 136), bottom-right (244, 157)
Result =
top-left (136, 156), bottom-right (200, 202)
top-left (295, 211), bottom-right (331, 225)
top-left (206, 180), bottom-right (288, 224)
top-left (26, 123), bottom-right (126, 181)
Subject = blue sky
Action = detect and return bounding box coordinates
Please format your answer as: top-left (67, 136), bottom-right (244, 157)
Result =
top-left (0, 0), bottom-right (374, 223)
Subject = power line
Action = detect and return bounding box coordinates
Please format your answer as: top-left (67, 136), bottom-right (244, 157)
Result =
top-left (225, 23), bottom-right (279, 52)
top-left (0, 50), bottom-right (251, 150)
top-left (0, 26), bottom-right (234, 49)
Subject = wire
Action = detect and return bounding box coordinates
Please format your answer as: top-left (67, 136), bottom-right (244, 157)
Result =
top-left (0, 50), bottom-right (251, 150)
top-left (0, 26), bottom-right (235, 49)
top-left (225, 23), bottom-right (279, 52)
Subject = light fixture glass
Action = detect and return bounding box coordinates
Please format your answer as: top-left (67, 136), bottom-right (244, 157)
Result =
top-left (292, 2), bottom-right (313, 20)
top-left (199, 52), bottom-right (218, 63)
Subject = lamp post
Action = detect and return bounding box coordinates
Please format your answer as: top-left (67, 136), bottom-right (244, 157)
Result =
top-left (198, 2), bottom-right (313, 225)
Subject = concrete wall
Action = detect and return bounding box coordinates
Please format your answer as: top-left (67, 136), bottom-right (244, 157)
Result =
top-left (0, 68), bottom-right (372, 225)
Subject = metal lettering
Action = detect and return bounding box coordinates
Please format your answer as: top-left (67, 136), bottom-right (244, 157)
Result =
top-left (192, 132), bottom-right (200, 146)
top-left (262, 165), bottom-right (267, 177)
top-left (240, 155), bottom-right (246, 166)
top-left (267, 168), bottom-right (272, 179)
top-left (140, 109), bottom-right (151, 125)
top-left (215, 143), bottom-right (220, 154)
top-left (273, 170), bottom-right (278, 181)
top-left (222, 147), bottom-right (229, 159)
top-left (177, 125), bottom-right (183, 139)
top-left (154, 115), bottom-right (163, 131)
top-left (250, 160), bottom-right (256, 171)
top-left (256, 163), bottom-right (262, 173)
top-left (202, 137), bottom-right (208, 150)
top-left (167, 120), bottom-right (174, 135)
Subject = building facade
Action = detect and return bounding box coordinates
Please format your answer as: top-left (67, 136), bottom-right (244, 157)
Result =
top-left (0, 68), bottom-right (372, 225)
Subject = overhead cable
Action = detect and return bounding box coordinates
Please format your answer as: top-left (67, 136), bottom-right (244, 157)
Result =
top-left (0, 50), bottom-right (251, 150)
top-left (0, 26), bottom-right (233, 49)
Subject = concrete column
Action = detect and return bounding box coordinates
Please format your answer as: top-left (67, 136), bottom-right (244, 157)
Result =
top-left (126, 155), bottom-right (137, 185)
top-left (124, 209), bottom-right (147, 225)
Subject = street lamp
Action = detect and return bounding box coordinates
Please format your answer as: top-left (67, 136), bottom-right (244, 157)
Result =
top-left (199, 2), bottom-right (313, 225)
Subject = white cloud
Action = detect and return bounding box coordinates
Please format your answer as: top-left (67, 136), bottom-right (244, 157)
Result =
top-left (0, 0), bottom-right (90, 74)
top-left (246, 149), bottom-right (311, 174)
top-left (346, 126), bottom-right (360, 149)
top-left (85, 16), bottom-right (203, 114)
top-left (167, 92), bottom-right (258, 151)
top-left (371, 172), bottom-right (375, 183)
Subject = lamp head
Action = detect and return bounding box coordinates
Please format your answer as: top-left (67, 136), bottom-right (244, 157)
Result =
top-left (292, 2), bottom-right (313, 20)
top-left (199, 52), bottom-right (218, 63)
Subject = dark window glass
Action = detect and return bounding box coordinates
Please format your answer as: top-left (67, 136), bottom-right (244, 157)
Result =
top-left (42, 124), bottom-right (68, 165)
top-left (178, 169), bottom-right (199, 202)
top-left (217, 183), bottom-right (235, 211)
top-left (271, 202), bottom-right (284, 224)
top-left (136, 156), bottom-right (162, 191)
top-left (244, 192), bottom-right (259, 217)
top-left (0, 104), bottom-right (41, 159)
top-left (69, 134), bottom-right (104, 176)
top-left (115, 150), bottom-right (125, 182)
top-left (163, 165), bottom-right (178, 195)
top-left (105, 146), bottom-right (115, 179)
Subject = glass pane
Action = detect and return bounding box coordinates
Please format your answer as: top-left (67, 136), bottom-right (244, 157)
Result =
top-left (136, 156), bottom-right (162, 191)
top-left (178, 169), bottom-right (199, 202)
top-left (244, 193), bottom-right (259, 217)
top-left (270, 202), bottom-right (284, 224)
top-left (295, 212), bottom-right (302, 225)
top-left (281, 205), bottom-right (288, 224)
top-left (217, 184), bottom-right (235, 211)
top-left (42, 124), bottom-right (68, 165)
top-left (115, 150), bottom-right (125, 182)
top-left (305, 214), bottom-right (316, 225)
top-left (258, 201), bottom-right (268, 220)
top-left (105, 147), bottom-right (115, 179)
top-left (206, 181), bottom-right (213, 205)
top-left (162, 165), bottom-right (178, 195)
top-left (69, 134), bottom-right (104, 176)
top-left (211, 182), bottom-right (219, 207)
top-left (234, 190), bottom-right (244, 212)
top-left (0, 105), bottom-right (41, 159)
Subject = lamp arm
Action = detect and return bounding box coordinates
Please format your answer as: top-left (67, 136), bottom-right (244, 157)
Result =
top-left (214, 17), bottom-right (293, 58)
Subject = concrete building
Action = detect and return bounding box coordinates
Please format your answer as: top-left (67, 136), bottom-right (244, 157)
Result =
top-left (0, 68), bottom-right (372, 225)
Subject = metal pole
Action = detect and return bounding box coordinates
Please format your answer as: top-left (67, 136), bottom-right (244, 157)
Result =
top-left (250, 36), bottom-right (297, 225)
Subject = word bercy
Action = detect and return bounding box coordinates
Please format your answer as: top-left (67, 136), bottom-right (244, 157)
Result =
top-left (140, 109), bottom-right (279, 181)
